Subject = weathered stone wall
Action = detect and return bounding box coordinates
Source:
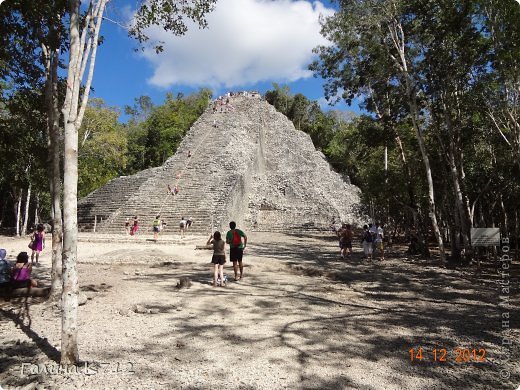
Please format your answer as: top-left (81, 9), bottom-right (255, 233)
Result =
top-left (78, 95), bottom-right (362, 233)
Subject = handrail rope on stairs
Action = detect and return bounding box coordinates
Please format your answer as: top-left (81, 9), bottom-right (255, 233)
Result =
top-left (156, 101), bottom-right (238, 232)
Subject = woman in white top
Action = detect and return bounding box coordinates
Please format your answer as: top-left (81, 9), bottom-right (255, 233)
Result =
top-left (207, 231), bottom-right (226, 287)
top-left (179, 217), bottom-right (187, 238)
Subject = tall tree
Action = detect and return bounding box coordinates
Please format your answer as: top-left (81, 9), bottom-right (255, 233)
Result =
top-left (312, 0), bottom-right (520, 262)
top-left (0, 0), bottom-right (68, 299)
top-left (59, 0), bottom-right (217, 364)
top-left (78, 98), bottom-right (127, 197)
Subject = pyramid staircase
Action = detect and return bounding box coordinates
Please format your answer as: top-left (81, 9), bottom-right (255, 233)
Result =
top-left (78, 96), bottom-right (362, 234)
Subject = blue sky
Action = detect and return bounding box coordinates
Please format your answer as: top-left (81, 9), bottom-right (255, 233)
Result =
top-left (90, 0), bottom-right (357, 121)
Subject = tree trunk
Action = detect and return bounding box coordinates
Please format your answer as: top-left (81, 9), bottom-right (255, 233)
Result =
top-left (60, 0), bottom-right (82, 365)
top-left (43, 40), bottom-right (64, 300)
top-left (447, 148), bottom-right (471, 257)
top-left (387, 15), bottom-right (445, 263)
top-left (60, 0), bottom-right (106, 364)
top-left (15, 189), bottom-right (23, 237)
top-left (22, 183), bottom-right (32, 235)
top-left (34, 192), bottom-right (40, 226)
top-left (392, 132), bottom-right (429, 255)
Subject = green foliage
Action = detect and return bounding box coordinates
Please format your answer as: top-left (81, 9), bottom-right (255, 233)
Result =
top-left (310, 0), bottom-right (520, 242)
top-left (265, 84), bottom-right (336, 150)
top-left (0, 84), bottom-right (49, 225)
top-left (125, 88), bottom-right (211, 173)
top-left (129, 0), bottom-right (217, 52)
top-left (78, 99), bottom-right (128, 197)
top-left (0, 0), bottom-right (67, 87)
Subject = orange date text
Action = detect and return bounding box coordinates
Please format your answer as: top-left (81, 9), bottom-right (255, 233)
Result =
top-left (408, 347), bottom-right (487, 363)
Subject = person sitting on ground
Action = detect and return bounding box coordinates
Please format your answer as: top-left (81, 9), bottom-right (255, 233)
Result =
top-left (207, 231), bottom-right (226, 287)
top-left (361, 225), bottom-right (373, 260)
top-left (0, 249), bottom-right (12, 289)
top-left (11, 252), bottom-right (37, 288)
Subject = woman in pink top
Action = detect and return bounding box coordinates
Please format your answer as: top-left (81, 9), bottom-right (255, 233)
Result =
top-left (30, 224), bottom-right (45, 264)
top-left (11, 252), bottom-right (38, 288)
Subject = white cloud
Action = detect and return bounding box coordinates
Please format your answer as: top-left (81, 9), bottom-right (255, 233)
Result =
top-left (139, 0), bottom-right (334, 89)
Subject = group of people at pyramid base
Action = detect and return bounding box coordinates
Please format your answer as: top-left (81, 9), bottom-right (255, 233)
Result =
top-left (337, 222), bottom-right (385, 261)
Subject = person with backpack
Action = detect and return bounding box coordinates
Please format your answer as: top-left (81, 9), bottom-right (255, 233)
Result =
top-left (226, 221), bottom-right (247, 281)
top-left (368, 223), bottom-right (377, 253)
top-left (361, 224), bottom-right (373, 260)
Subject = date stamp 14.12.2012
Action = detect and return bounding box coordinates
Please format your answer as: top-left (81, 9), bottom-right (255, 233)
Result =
top-left (408, 347), bottom-right (487, 363)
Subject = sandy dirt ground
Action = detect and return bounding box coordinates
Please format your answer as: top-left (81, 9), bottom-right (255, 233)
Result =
top-left (0, 231), bottom-right (518, 390)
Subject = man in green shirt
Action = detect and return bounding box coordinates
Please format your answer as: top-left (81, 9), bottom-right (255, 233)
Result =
top-left (226, 221), bottom-right (247, 281)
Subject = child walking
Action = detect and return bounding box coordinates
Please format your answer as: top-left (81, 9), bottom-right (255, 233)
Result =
top-left (207, 231), bottom-right (226, 287)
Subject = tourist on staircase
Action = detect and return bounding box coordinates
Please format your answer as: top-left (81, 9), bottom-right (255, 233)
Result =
top-left (153, 215), bottom-right (163, 241)
top-left (179, 217), bottom-right (187, 238)
top-left (168, 184), bottom-right (179, 196)
top-left (130, 216), bottom-right (139, 236)
top-left (124, 218), bottom-right (130, 235)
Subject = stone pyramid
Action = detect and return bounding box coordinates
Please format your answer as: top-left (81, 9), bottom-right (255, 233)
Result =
top-left (77, 95), bottom-right (362, 234)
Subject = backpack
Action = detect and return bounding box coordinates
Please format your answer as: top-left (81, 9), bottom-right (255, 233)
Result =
top-left (363, 231), bottom-right (372, 242)
top-left (232, 230), bottom-right (242, 246)
top-left (0, 260), bottom-right (11, 284)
